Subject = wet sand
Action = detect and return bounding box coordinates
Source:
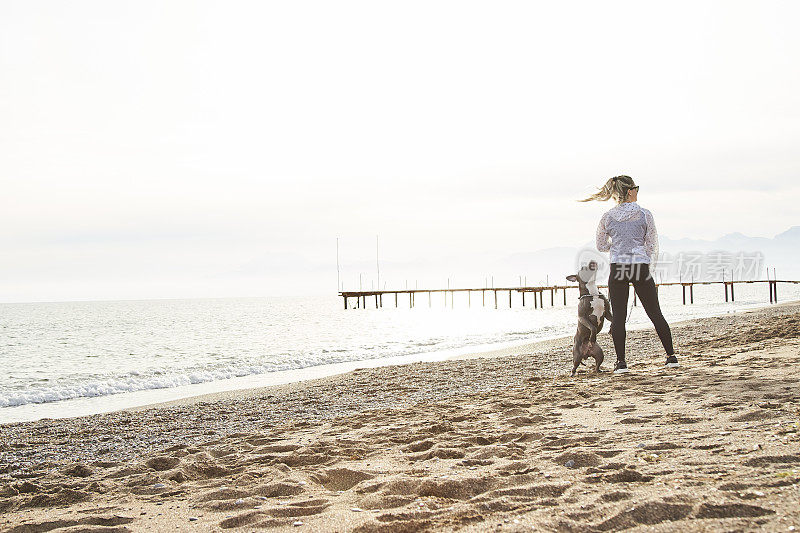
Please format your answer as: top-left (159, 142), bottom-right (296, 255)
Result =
top-left (1, 302), bottom-right (799, 532)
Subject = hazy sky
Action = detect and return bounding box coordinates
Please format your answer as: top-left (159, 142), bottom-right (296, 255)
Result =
top-left (2, 1), bottom-right (799, 301)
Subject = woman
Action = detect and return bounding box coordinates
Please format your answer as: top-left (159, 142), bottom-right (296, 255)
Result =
top-left (580, 175), bottom-right (678, 374)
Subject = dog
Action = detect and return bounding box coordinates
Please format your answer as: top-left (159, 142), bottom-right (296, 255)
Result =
top-left (566, 261), bottom-right (613, 376)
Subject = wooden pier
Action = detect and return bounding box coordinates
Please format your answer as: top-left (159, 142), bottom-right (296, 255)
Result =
top-left (339, 279), bottom-right (798, 309)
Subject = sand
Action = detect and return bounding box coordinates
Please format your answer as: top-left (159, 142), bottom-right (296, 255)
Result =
top-left (1, 302), bottom-right (799, 532)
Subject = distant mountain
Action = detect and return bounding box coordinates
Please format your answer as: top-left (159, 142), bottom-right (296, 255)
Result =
top-left (506, 225), bottom-right (800, 282)
top-left (658, 231), bottom-right (773, 251)
top-left (775, 225), bottom-right (800, 242)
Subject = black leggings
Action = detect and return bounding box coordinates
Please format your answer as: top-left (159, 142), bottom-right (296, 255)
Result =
top-left (608, 262), bottom-right (674, 361)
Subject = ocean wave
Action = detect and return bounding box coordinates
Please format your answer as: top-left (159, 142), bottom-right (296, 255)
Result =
top-left (0, 366), bottom-right (265, 408)
top-left (0, 342), bottom-right (472, 408)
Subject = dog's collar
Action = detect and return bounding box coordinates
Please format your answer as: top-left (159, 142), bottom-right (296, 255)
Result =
top-left (578, 293), bottom-right (602, 300)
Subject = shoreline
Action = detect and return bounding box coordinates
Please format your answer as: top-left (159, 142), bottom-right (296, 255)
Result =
top-left (0, 333), bottom-right (576, 424)
top-left (1, 301), bottom-right (798, 531)
top-left (123, 299), bottom-right (800, 412)
top-left (3, 299), bottom-right (796, 424)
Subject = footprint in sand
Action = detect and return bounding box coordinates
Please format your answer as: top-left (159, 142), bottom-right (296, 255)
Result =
top-left (596, 450), bottom-right (624, 458)
top-left (586, 468), bottom-right (653, 484)
top-left (19, 487), bottom-right (92, 508)
top-left (197, 487), bottom-right (250, 502)
top-left (553, 451), bottom-right (603, 468)
top-left (255, 481), bottom-right (306, 498)
top-left (496, 461), bottom-right (538, 476)
top-left (63, 463), bottom-right (94, 478)
top-left (593, 500), bottom-right (693, 530)
top-left (403, 439), bottom-right (434, 452)
top-left (482, 482), bottom-right (570, 504)
top-left (266, 498), bottom-right (331, 517)
top-left (468, 444), bottom-right (522, 461)
top-left (353, 517), bottom-right (433, 533)
top-left (415, 446), bottom-right (468, 461)
top-left (642, 442), bottom-right (682, 451)
top-left (219, 510), bottom-right (264, 529)
top-left (618, 417), bottom-right (651, 424)
top-left (743, 454), bottom-right (800, 467)
top-left (731, 409), bottom-right (774, 422)
top-left (663, 413), bottom-right (703, 425)
top-left (378, 476), bottom-right (496, 502)
top-left (541, 435), bottom-right (600, 450)
top-left (599, 490), bottom-right (631, 502)
top-left (273, 451), bottom-right (333, 468)
top-left (310, 468), bottom-right (374, 491)
top-left (145, 456), bottom-right (180, 471)
top-left (4, 514), bottom-right (135, 533)
top-left (695, 502), bottom-right (775, 519)
top-left (357, 493), bottom-right (413, 510)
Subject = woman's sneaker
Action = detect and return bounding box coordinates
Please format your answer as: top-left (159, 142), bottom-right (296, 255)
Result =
top-left (665, 355), bottom-right (680, 368)
top-left (613, 360), bottom-right (629, 374)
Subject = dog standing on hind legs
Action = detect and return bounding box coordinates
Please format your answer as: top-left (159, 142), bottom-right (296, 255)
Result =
top-left (566, 261), bottom-right (613, 376)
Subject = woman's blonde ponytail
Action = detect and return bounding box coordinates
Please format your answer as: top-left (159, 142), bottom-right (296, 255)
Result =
top-left (579, 175), bottom-right (636, 203)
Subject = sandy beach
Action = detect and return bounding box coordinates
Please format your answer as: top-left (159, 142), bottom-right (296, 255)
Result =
top-left (1, 302), bottom-right (799, 532)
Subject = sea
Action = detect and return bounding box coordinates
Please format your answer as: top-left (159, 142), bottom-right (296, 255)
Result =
top-left (1, 282), bottom-right (797, 423)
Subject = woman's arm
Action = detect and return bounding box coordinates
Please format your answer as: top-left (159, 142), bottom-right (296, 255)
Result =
top-left (596, 213), bottom-right (611, 252)
top-left (643, 209), bottom-right (659, 263)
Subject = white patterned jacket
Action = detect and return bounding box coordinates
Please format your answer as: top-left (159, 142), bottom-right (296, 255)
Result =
top-left (596, 201), bottom-right (658, 264)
